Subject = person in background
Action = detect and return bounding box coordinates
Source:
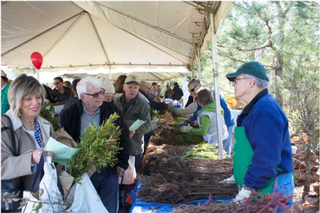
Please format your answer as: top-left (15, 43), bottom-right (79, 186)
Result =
top-left (180, 87), bottom-right (228, 146)
top-left (53, 77), bottom-right (73, 103)
top-left (140, 81), bottom-right (173, 110)
top-left (171, 82), bottom-right (183, 101)
top-left (59, 78), bottom-right (81, 117)
top-left (1, 74), bottom-right (55, 212)
top-left (113, 75), bottom-right (151, 212)
top-left (178, 79), bottom-right (235, 155)
top-left (99, 76), bottom-right (115, 103)
top-left (1, 70), bottom-right (10, 115)
top-left (224, 61), bottom-right (294, 208)
top-left (63, 80), bottom-right (72, 89)
top-left (60, 77), bottom-right (130, 213)
top-left (164, 84), bottom-right (174, 99)
top-left (63, 80), bottom-right (75, 97)
top-left (150, 82), bottom-right (158, 96)
top-left (157, 85), bottom-right (161, 96)
top-left (114, 75), bottom-right (127, 100)
top-left (152, 84), bottom-right (161, 102)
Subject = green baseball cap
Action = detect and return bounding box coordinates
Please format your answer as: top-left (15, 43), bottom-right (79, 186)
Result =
top-left (226, 61), bottom-right (269, 82)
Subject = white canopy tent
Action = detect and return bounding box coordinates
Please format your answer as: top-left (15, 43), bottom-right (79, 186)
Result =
top-left (60, 67), bottom-right (189, 82)
top-left (1, 1), bottom-right (231, 75)
top-left (1, 1), bottom-right (233, 159)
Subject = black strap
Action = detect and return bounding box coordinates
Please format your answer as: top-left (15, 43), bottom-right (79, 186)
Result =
top-left (1, 115), bottom-right (18, 156)
top-left (30, 155), bottom-right (44, 193)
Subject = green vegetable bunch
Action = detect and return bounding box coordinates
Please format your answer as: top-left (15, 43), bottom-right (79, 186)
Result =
top-left (68, 113), bottom-right (123, 183)
top-left (183, 143), bottom-right (226, 159)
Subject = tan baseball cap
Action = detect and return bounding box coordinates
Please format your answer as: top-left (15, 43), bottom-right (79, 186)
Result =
top-left (125, 75), bottom-right (140, 84)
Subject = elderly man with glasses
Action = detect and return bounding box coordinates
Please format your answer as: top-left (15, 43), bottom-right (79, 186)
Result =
top-left (176, 79), bottom-right (235, 156)
top-left (60, 76), bottom-right (130, 213)
top-left (223, 62), bottom-right (294, 209)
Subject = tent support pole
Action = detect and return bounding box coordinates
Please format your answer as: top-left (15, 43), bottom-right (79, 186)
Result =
top-left (210, 12), bottom-right (223, 160)
top-left (198, 49), bottom-right (201, 81)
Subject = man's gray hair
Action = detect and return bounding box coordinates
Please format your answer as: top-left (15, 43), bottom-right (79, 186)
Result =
top-left (188, 79), bottom-right (203, 87)
top-left (244, 74), bottom-right (269, 89)
top-left (140, 81), bottom-right (150, 87)
top-left (77, 76), bottom-right (101, 97)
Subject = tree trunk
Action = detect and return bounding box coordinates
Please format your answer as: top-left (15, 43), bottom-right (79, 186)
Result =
top-left (303, 137), bottom-right (312, 200)
top-left (274, 2), bottom-right (284, 108)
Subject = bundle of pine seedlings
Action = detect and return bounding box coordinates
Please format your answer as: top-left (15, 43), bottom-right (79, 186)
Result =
top-left (67, 112), bottom-right (123, 183)
top-left (41, 102), bottom-right (123, 181)
top-left (138, 144), bottom-right (237, 204)
top-left (174, 189), bottom-right (293, 213)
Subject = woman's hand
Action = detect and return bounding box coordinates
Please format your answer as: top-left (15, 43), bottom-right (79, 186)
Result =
top-left (32, 148), bottom-right (54, 164)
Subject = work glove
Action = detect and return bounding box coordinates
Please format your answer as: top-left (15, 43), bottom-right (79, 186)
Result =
top-left (180, 125), bottom-right (192, 133)
top-left (213, 175), bottom-right (236, 184)
top-left (178, 120), bottom-right (190, 127)
top-left (232, 185), bottom-right (253, 203)
top-left (190, 120), bottom-right (199, 128)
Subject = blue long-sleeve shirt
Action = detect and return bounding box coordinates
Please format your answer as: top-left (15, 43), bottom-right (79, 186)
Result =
top-left (189, 88), bottom-right (235, 127)
top-left (238, 90), bottom-right (294, 190)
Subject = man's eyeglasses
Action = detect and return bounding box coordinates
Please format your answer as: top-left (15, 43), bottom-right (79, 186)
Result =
top-left (234, 78), bottom-right (249, 84)
top-left (84, 89), bottom-right (105, 98)
top-left (189, 84), bottom-right (198, 93)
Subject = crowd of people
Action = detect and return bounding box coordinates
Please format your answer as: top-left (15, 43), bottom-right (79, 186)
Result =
top-left (1, 61), bottom-right (294, 212)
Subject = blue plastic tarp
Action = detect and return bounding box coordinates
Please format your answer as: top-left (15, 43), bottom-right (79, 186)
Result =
top-left (129, 180), bottom-right (235, 213)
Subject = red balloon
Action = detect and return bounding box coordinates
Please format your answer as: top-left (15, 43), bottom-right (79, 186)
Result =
top-left (30, 52), bottom-right (43, 69)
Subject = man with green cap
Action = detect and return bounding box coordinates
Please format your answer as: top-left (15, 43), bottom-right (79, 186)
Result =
top-left (225, 61), bottom-right (294, 208)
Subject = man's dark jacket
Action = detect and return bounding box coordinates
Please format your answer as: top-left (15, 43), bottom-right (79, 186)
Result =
top-left (60, 100), bottom-right (130, 173)
top-left (139, 90), bottom-right (168, 111)
top-left (172, 85), bottom-right (183, 101)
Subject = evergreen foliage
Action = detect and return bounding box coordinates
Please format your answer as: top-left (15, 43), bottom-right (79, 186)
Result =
top-left (68, 113), bottom-right (122, 183)
top-left (192, 1), bottom-right (319, 146)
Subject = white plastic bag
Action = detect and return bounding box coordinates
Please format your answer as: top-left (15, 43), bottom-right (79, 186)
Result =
top-left (22, 156), bottom-right (64, 213)
top-left (120, 156), bottom-right (136, 185)
top-left (65, 173), bottom-right (108, 213)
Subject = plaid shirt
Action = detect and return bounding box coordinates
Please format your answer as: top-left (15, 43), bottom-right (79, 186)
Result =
top-left (22, 118), bottom-right (43, 148)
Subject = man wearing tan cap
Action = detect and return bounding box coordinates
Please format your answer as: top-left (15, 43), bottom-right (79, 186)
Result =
top-left (1, 70), bottom-right (10, 115)
top-left (113, 75), bottom-right (151, 211)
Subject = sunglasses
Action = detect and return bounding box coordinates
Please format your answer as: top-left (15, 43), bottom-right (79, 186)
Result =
top-left (84, 89), bottom-right (105, 98)
top-left (189, 84), bottom-right (198, 93)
